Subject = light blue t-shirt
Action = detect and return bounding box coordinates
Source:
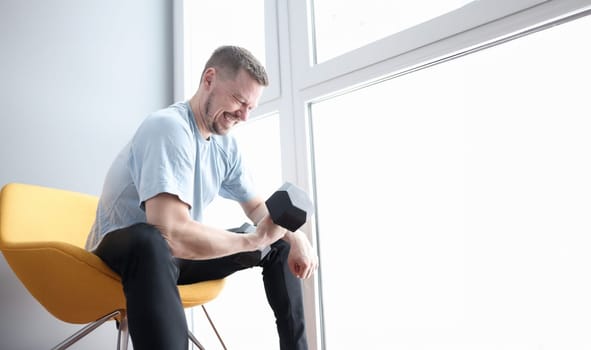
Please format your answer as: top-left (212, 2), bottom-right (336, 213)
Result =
top-left (85, 101), bottom-right (256, 251)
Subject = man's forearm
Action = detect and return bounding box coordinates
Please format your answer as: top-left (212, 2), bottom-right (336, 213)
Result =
top-left (162, 219), bottom-right (258, 260)
top-left (244, 199), bottom-right (269, 224)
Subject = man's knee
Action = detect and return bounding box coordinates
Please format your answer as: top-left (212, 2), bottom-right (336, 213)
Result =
top-left (124, 223), bottom-right (169, 256)
top-left (273, 239), bottom-right (291, 254)
top-left (261, 239), bottom-right (291, 266)
top-left (95, 223), bottom-right (171, 269)
top-left (97, 223), bottom-right (178, 283)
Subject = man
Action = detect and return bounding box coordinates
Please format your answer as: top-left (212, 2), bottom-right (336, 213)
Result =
top-left (85, 45), bottom-right (317, 350)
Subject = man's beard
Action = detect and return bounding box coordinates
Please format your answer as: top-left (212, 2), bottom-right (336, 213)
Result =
top-left (204, 95), bottom-right (224, 135)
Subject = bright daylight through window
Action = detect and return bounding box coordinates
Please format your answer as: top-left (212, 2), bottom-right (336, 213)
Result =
top-left (311, 12), bottom-right (591, 350)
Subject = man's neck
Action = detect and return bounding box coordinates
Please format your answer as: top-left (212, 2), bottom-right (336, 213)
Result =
top-left (188, 95), bottom-right (211, 140)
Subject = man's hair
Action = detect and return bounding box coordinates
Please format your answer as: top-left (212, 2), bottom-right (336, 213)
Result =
top-left (201, 45), bottom-right (269, 86)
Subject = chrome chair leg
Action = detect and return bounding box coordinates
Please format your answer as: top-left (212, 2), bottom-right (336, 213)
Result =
top-left (188, 330), bottom-right (206, 350)
top-left (117, 315), bottom-right (129, 350)
top-left (188, 305), bottom-right (228, 350)
top-left (51, 310), bottom-right (123, 350)
top-left (50, 308), bottom-right (213, 350)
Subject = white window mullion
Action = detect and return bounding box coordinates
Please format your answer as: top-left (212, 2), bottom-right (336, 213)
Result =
top-left (278, 0), bottom-right (323, 348)
top-left (287, 0), bottom-right (316, 90)
top-left (260, 0), bottom-right (281, 103)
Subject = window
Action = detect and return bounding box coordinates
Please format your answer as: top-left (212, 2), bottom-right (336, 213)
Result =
top-left (311, 0), bottom-right (475, 62)
top-left (311, 12), bottom-right (591, 350)
top-left (176, 1), bottom-right (591, 349)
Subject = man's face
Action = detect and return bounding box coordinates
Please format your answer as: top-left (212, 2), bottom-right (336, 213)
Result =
top-left (202, 68), bottom-right (263, 137)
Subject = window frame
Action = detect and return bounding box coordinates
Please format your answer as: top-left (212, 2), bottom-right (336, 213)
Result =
top-left (174, 1), bottom-right (591, 348)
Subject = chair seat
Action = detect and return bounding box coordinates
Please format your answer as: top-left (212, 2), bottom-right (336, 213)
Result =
top-left (179, 279), bottom-right (226, 307)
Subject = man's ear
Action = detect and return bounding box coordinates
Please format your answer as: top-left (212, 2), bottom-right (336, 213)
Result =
top-left (202, 67), bottom-right (216, 89)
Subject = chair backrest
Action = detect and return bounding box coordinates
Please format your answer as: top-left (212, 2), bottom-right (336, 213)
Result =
top-left (0, 183), bottom-right (98, 249)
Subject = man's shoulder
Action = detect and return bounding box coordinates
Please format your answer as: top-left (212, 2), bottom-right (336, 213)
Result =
top-left (146, 102), bottom-right (190, 125)
top-left (138, 102), bottom-right (194, 139)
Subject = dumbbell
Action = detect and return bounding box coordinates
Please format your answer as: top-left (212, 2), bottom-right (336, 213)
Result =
top-left (265, 182), bottom-right (314, 232)
top-left (228, 182), bottom-right (313, 264)
top-left (229, 182), bottom-right (314, 234)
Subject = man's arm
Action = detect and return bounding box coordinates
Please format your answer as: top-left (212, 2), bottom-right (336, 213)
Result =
top-left (240, 195), bottom-right (267, 224)
top-left (241, 196), bottom-right (319, 279)
top-left (145, 193), bottom-right (285, 260)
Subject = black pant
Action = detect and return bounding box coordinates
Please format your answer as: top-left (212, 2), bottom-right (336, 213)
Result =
top-left (93, 223), bottom-right (308, 350)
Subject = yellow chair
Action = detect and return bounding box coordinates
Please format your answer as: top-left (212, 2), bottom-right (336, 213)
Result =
top-left (0, 183), bottom-right (226, 350)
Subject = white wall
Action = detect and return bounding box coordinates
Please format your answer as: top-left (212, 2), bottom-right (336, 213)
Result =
top-left (0, 0), bottom-right (172, 348)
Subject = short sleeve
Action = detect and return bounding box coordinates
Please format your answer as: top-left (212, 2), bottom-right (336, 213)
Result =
top-left (129, 112), bottom-right (195, 209)
top-left (218, 138), bottom-right (257, 203)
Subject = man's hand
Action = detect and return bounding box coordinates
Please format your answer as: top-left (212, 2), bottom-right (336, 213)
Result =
top-left (285, 230), bottom-right (318, 279)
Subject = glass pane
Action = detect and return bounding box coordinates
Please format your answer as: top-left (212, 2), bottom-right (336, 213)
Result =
top-left (311, 15), bottom-right (591, 349)
top-left (195, 114), bottom-right (282, 349)
top-left (202, 114), bottom-right (282, 228)
top-left (312, 0), bottom-right (474, 63)
top-left (184, 0), bottom-right (266, 98)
